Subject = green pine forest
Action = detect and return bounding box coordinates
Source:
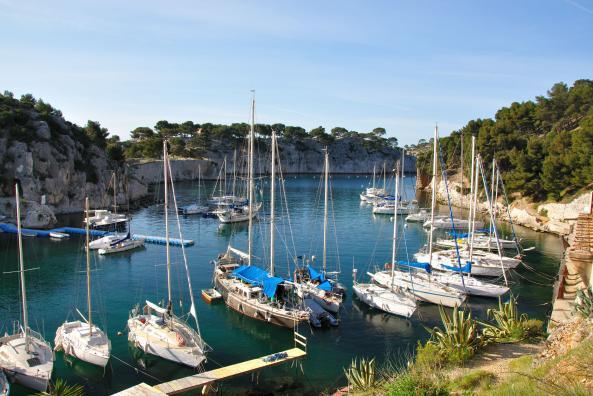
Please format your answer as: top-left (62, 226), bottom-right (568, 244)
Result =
top-left (415, 79), bottom-right (593, 202)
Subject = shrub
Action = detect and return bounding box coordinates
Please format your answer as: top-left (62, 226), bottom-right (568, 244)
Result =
top-left (428, 305), bottom-right (482, 365)
top-left (344, 357), bottom-right (377, 392)
top-left (522, 319), bottom-right (545, 339)
top-left (575, 286), bottom-right (593, 319)
top-left (415, 341), bottom-right (444, 370)
top-left (34, 378), bottom-right (84, 396)
top-left (449, 370), bottom-right (494, 392)
top-left (480, 294), bottom-right (530, 343)
top-left (385, 369), bottom-right (449, 396)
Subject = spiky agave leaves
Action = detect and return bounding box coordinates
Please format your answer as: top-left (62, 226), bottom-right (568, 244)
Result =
top-left (480, 294), bottom-right (528, 342)
top-left (428, 304), bottom-right (482, 364)
top-left (575, 286), bottom-right (593, 319)
top-left (344, 357), bottom-right (377, 391)
top-left (34, 379), bottom-right (85, 396)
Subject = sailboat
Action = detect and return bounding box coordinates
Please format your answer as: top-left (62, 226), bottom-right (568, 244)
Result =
top-left (0, 184), bottom-right (54, 392)
top-left (353, 161), bottom-right (418, 318)
top-left (127, 141), bottom-right (208, 368)
top-left (55, 197), bottom-right (111, 367)
top-left (360, 164), bottom-right (387, 202)
top-left (83, 172), bottom-right (128, 229)
top-left (413, 249), bottom-right (520, 277)
top-left (179, 165), bottom-right (208, 215)
top-left (373, 127), bottom-right (466, 307)
top-left (374, 148), bottom-right (419, 215)
top-left (294, 150), bottom-right (344, 314)
top-left (213, 98), bottom-right (309, 329)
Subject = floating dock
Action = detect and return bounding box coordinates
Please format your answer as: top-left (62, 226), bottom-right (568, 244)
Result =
top-left (0, 223), bottom-right (193, 247)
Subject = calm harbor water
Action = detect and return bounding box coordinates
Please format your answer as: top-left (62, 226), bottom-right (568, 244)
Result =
top-left (0, 175), bottom-right (563, 395)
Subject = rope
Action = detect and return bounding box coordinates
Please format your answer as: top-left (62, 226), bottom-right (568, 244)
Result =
top-left (110, 353), bottom-right (165, 383)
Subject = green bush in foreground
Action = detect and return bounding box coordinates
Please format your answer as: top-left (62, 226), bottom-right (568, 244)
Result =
top-left (34, 379), bottom-right (84, 396)
top-left (480, 295), bottom-right (544, 343)
top-left (344, 357), bottom-right (377, 392)
top-left (575, 286), bottom-right (593, 319)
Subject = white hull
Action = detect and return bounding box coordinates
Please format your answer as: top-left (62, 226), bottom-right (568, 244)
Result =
top-left (435, 237), bottom-right (518, 250)
top-left (430, 273), bottom-right (509, 297)
top-left (353, 283), bottom-right (416, 318)
top-left (98, 239), bottom-right (144, 255)
top-left (216, 202), bottom-right (262, 224)
top-left (127, 314), bottom-right (206, 368)
top-left (372, 205), bottom-right (417, 215)
top-left (180, 204), bottom-right (208, 215)
top-left (0, 332), bottom-right (53, 392)
top-left (54, 321), bottom-right (111, 367)
top-left (414, 250), bottom-right (520, 277)
top-left (89, 233), bottom-right (128, 250)
top-left (296, 283), bottom-right (341, 314)
top-left (371, 271), bottom-right (466, 308)
top-left (424, 218), bottom-right (485, 230)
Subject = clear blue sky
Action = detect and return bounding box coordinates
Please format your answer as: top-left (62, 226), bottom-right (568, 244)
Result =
top-left (1, 0), bottom-right (592, 145)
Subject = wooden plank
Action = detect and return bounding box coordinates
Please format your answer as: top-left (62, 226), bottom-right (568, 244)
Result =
top-left (112, 382), bottom-right (167, 396)
top-left (154, 348), bottom-right (306, 395)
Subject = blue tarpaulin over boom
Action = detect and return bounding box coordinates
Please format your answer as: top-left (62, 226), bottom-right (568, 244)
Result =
top-left (232, 265), bottom-right (285, 298)
top-left (317, 280), bottom-right (332, 291)
top-left (395, 260), bottom-right (432, 274)
top-left (307, 265), bottom-right (325, 282)
top-left (448, 228), bottom-right (490, 238)
top-left (440, 261), bottom-right (472, 274)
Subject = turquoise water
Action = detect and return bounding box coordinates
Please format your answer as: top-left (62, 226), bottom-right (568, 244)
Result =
top-left (0, 175), bottom-right (563, 395)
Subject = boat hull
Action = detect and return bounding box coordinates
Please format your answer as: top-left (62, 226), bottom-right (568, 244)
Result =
top-left (215, 277), bottom-right (308, 328)
top-left (54, 321), bottom-right (111, 367)
top-left (0, 333), bottom-right (53, 393)
top-left (352, 283), bottom-right (416, 318)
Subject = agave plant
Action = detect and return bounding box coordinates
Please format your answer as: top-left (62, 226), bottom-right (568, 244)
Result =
top-left (344, 357), bottom-right (377, 391)
top-left (429, 305), bottom-right (482, 364)
top-left (34, 379), bottom-right (85, 396)
top-left (575, 286), bottom-right (593, 318)
top-left (480, 294), bottom-right (528, 342)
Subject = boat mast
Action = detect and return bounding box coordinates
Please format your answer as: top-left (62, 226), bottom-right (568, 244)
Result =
top-left (163, 140), bottom-right (172, 312)
top-left (382, 162), bottom-right (386, 192)
top-left (322, 148), bottom-right (329, 276)
top-left (372, 165), bottom-right (376, 190)
top-left (460, 131), bottom-right (464, 218)
top-left (15, 184), bottom-right (29, 351)
top-left (428, 125), bottom-right (438, 268)
top-left (270, 130), bottom-right (276, 276)
top-left (85, 197), bottom-right (92, 335)
top-left (113, 171), bottom-right (117, 214)
top-left (390, 161), bottom-right (400, 287)
top-left (247, 91), bottom-right (255, 265)
top-left (468, 135), bottom-right (476, 261)
top-left (232, 149), bottom-right (237, 197)
top-left (469, 155), bottom-right (479, 261)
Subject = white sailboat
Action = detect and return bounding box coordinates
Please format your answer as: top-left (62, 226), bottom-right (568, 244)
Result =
top-left (97, 231), bottom-right (144, 255)
top-left (55, 197), bottom-right (112, 367)
top-left (83, 172), bottom-right (128, 229)
top-left (360, 164), bottom-right (387, 202)
top-left (354, 161), bottom-right (418, 317)
top-left (180, 165), bottom-right (208, 215)
top-left (414, 249), bottom-right (520, 277)
top-left (295, 150), bottom-right (344, 314)
top-left (127, 141), bottom-right (208, 368)
top-left (0, 184), bottom-right (54, 392)
top-left (373, 126), bottom-right (466, 308)
top-left (435, 234), bottom-right (518, 250)
top-left (423, 217), bottom-right (484, 230)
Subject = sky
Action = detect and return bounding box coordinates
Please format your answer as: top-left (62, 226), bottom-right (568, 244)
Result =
top-left (1, 0), bottom-right (592, 145)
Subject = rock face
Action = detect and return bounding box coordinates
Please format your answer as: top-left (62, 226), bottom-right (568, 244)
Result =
top-left (426, 172), bottom-right (590, 237)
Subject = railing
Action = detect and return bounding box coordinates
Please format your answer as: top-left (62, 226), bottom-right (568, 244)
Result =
top-left (294, 330), bottom-right (307, 352)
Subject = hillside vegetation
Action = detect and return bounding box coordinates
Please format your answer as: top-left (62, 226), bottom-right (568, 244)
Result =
top-left (415, 79), bottom-right (593, 202)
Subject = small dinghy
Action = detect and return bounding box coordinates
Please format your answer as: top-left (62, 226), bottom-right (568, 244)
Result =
top-left (304, 297), bottom-right (338, 327)
top-left (201, 288), bottom-right (222, 303)
top-left (49, 232), bottom-right (69, 240)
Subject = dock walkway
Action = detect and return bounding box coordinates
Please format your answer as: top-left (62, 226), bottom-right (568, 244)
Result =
top-left (0, 223), bottom-right (193, 246)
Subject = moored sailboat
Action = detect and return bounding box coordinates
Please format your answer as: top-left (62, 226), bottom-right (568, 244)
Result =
top-left (127, 141), bottom-right (207, 368)
top-left (55, 197), bottom-right (111, 367)
top-left (0, 185), bottom-right (54, 392)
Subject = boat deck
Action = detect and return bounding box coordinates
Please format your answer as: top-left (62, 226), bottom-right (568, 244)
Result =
top-left (114, 348), bottom-right (306, 395)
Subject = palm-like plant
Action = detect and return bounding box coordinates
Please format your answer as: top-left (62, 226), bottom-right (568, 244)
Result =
top-left (480, 294), bottom-right (527, 342)
top-left (429, 305), bottom-right (482, 364)
top-left (575, 286), bottom-right (593, 318)
top-left (344, 357), bottom-right (377, 391)
top-left (34, 379), bottom-right (84, 396)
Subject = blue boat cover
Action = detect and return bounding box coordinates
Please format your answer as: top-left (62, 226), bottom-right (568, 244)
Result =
top-left (307, 265), bottom-right (325, 282)
top-left (232, 265), bottom-right (285, 298)
top-left (395, 260), bottom-right (432, 274)
top-left (317, 280), bottom-right (332, 291)
top-left (440, 261), bottom-right (472, 274)
top-left (448, 228), bottom-right (490, 238)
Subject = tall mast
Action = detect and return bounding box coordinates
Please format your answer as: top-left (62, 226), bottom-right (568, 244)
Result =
top-left (460, 131), bottom-right (464, 218)
top-left (15, 184), bottom-right (29, 351)
top-left (372, 165), bottom-right (376, 190)
top-left (469, 155), bottom-right (479, 261)
top-left (85, 197), bottom-right (92, 335)
top-left (428, 125), bottom-right (438, 268)
top-left (232, 149), bottom-right (237, 197)
top-left (269, 131), bottom-right (276, 276)
top-left (163, 140), bottom-right (172, 309)
top-left (468, 136), bottom-right (476, 232)
top-left (390, 161), bottom-right (400, 286)
top-left (223, 156), bottom-right (227, 197)
top-left (382, 162), bottom-right (386, 192)
top-left (113, 172), bottom-right (117, 214)
top-left (247, 92), bottom-right (255, 265)
top-left (322, 149), bottom-right (329, 275)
